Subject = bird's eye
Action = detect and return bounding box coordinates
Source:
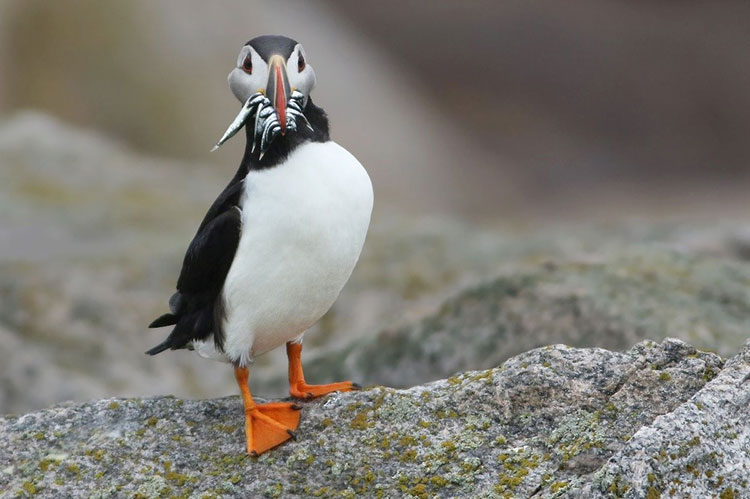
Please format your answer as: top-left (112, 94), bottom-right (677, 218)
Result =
top-left (298, 53), bottom-right (306, 72)
top-left (242, 55), bottom-right (253, 74)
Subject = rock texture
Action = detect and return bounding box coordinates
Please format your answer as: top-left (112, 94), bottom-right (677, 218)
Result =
top-left (1, 338), bottom-right (747, 498)
top-left (294, 249), bottom-right (750, 391)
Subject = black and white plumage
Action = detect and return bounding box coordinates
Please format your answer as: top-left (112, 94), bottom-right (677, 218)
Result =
top-left (147, 35), bottom-right (373, 367)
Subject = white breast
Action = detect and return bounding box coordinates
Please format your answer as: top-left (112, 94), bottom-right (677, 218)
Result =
top-left (199, 141), bottom-right (372, 366)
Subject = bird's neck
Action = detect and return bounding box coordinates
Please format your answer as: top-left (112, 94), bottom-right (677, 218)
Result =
top-left (239, 97), bottom-right (330, 172)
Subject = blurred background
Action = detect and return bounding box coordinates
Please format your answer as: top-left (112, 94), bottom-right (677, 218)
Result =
top-left (1, 0), bottom-right (749, 414)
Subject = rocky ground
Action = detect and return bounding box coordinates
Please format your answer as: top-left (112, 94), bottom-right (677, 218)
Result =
top-left (287, 247), bottom-right (750, 393)
top-left (1, 338), bottom-right (747, 498)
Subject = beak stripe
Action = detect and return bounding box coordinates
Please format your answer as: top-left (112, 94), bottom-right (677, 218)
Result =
top-left (275, 65), bottom-right (287, 135)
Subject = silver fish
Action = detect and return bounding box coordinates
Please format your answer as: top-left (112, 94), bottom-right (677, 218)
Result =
top-left (260, 117), bottom-right (280, 154)
top-left (212, 90), bottom-right (315, 154)
top-left (252, 102), bottom-right (275, 153)
top-left (211, 93), bottom-right (266, 152)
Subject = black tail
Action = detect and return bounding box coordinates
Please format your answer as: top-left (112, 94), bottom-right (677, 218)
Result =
top-left (145, 306), bottom-right (214, 356)
top-left (146, 291), bottom-right (184, 354)
top-left (146, 312), bottom-right (184, 355)
top-left (149, 313), bottom-right (177, 328)
top-left (145, 339), bottom-right (172, 356)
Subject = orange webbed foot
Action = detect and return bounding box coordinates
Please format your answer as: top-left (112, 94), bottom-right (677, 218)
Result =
top-left (286, 341), bottom-right (361, 400)
top-left (244, 402), bottom-right (301, 456)
top-left (290, 381), bottom-right (361, 400)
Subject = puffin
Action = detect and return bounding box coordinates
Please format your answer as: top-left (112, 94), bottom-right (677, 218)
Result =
top-left (147, 35), bottom-right (373, 456)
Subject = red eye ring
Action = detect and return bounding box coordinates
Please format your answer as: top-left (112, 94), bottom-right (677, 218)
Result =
top-left (242, 55), bottom-right (253, 74)
top-left (298, 53), bottom-right (306, 72)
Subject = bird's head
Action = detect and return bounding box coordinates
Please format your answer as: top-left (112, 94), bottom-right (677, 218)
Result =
top-left (229, 35), bottom-right (316, 110)
top-left (213, 35), bottom-right (317, 156)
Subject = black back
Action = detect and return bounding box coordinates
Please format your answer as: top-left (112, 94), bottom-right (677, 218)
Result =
top-left (146, 98), bottom-right (330, 356)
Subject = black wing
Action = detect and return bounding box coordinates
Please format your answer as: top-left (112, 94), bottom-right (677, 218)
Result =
top-left (146, 179), bottom-right (245, 355)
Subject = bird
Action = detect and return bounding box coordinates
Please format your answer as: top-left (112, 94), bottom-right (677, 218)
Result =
top-left (146, 35), bottom-right (373, 456)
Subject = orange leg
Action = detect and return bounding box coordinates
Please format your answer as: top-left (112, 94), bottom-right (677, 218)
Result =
top-left (287, 341), bottom-right (360, 399)
top-left (234, 366), bottom-right (300, 456)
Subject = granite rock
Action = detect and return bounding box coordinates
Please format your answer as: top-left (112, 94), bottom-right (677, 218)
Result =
top-left (294, 250), bottom-right (750, 390)
top-left (1, 339), bottom-right (747, 498)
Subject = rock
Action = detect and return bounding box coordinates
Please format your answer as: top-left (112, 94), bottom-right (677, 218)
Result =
top-left (0, 112), bottom-right (235, 415)
top-left (569, 340), bottom-right (750, 498)
top-left (293, 249), bottom-right (750, 390)
top-left (1, 339), bottom-right (747, 498)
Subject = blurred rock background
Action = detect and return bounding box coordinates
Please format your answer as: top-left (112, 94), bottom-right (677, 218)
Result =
top-left (0, 0), bottom-right (749, 414)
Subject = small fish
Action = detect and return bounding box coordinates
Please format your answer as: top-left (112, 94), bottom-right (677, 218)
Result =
top-left (212, 90), bottom-right (314, 154)
top-left (252, 103), bottom-right (275, 154)
top-left (211, 93), bottom-right (266, 152)
top-left (260, 118), bottom-right (281, 154)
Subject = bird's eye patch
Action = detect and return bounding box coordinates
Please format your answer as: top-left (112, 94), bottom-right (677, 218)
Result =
top-left (242, 55), bottom-right (253, 74)
top-left (298, 53), bottom-right (306, 73)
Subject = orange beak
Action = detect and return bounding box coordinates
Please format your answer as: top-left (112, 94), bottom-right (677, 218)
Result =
top-left (265, 55), bottom-right (291, 136)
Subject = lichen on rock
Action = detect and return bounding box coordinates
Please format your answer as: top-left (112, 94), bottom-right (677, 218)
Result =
top-left (1, 338), bottom-right (747, 498)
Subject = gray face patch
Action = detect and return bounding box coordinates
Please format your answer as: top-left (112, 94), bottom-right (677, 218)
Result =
top-left (211, 90), bottom-right (312, 157)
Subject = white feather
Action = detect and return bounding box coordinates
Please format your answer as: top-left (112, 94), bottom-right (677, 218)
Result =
top-left (193, 141), bottom-right (372, 366)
